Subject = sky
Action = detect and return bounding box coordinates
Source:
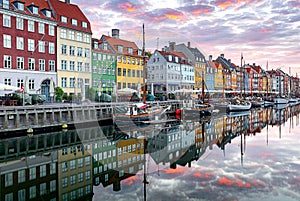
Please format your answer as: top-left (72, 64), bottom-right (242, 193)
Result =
top-left (73, 0), bottom-right (300, 76)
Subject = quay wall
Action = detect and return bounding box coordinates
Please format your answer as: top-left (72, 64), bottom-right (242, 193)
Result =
top-left (0, 101), bottom-right (183, 134)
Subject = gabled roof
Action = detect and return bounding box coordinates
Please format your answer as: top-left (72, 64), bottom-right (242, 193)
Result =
top-left (92, 38), bottom-right (115, 55)
top-left (9, 0), bottom-right (55, 21)
top-left (48, 0), bottom-right (92, 33)
top-left (156, 50), bottom-right (189, 64)
top-left (101, 35), bottom-right (141, 57)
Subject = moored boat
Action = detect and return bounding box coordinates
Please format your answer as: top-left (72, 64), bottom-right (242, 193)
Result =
top-left (227, 97), bottom-right (252, 112)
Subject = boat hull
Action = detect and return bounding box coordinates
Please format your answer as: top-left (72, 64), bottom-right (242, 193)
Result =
top-left (274, 98), bottom-right (288, 104)
top-left (227, 102), bottom-right (252, 111)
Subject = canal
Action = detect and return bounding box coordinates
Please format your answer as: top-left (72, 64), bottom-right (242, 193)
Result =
top-left (1, 105), bottom-right (300, 201)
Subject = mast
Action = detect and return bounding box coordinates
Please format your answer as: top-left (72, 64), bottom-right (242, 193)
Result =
top-left (202, 71), bottom-right (205, 103)
top-left (142, 24), bottom-right (146, 104)
top-left (240, 53), bottom-right (243, 97)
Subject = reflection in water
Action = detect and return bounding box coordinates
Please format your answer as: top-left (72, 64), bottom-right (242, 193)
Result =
top-left (1, 105), bottom-right (300, 201)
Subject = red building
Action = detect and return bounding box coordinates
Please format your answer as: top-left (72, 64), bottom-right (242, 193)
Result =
top-left (0, 0), bottom-right (57, 101)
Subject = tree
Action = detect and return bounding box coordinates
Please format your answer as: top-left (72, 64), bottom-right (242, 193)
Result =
top-left (55, 87), bottom-right (64, 102)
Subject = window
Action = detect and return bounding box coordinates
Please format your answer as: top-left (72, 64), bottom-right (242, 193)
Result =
top-left (50, 180), bottom-right (56, 192)
top-left (69, 31), bottom-right (75, 40)
top-left (40, 183), bottom-right (47, 195)
top-left (17, 79), bottom-right (24, 88)
top-left (77, 32), bottom-right (82, 41)
top-left (77, 62), bottom-right (82, 72)
top-left (82, 21), bottom-right (87, 28)
top-left (16, 17), bottom-right (23, 30)
top-left (117, 45), bottom-right (123, 52)
top-left (78, 158), bottom-right (83, 168)
top-left (70, 46), bottom-right (75, 55)
top-left (78, 172), bottom-right (83, 183)
top-left (71, 19), bottom-right (77, 26)
top-left (86, 185), bottom-right (91, 194)
top-left (84, 48), bottom-right (90, 57)
top-left (28, 39), bottom-right (35, 51)
top-left (70, 190), bottom-right (76, 200)
top-left (86, 170), bottom-right (91, 180)
top-left (62, 177), bottom-right (68, 188)
top-left (85, 63), bottom-right (90, 72)
top-left (38, 23), bottom-right (45, 34)
top-left (5, 173), bottom-right (13, 187)
top-left (38, 41), bottom-right (45, 53)
top-left (128, 47), bottom-right (133, 54)
top-left (70, 61), bottom-right (75, 71)
top-left (84, 34), bottom-right (90, 43)
top-left (49, 25), bottom-right (55, 36)
top-left (61, 60), bottom-right (67, 70)
top-left (61, 29), bottom-right (67, 38)
top-left (62, 193), bottom-right (68, 201)
top-left (5, 193), bottom-right (13, 201)
top-left (62, 161), bottom-right (68, 171)
top-left (39, 59), bottom-right (45, 71)
top-left (70, 160), bottom-right (76, 170)
top-left (45, 10), bottom-right (51, 18)
top-left (32, 6), bottom-right (38, 14)
top-left (70, 175), bottom-right (76, 185)
top-left (28, 20), bottom-right (35, 32)
top-left (29, 186), bottom-right (36, 199)
top-left (50, 163), bottom-right (56, 174)
top-left (3, 34), bottom-right (11, 48)
top-left (4, 55), bottom-right (12, 68)
top-left (18, 170), bottom-right (25, 183)
top-left (78, 188), bottom-right (84, 197)
top-left (28, 79), bottom-right (34, 90)
top-left (77, 47), bottom-right (82, 56)
top-left (61, 44), bottom-right (67, 54)
top-left (16, 37), bottom-right (24, 50)
top-left (49, 60), bottom-right (55, 71)
top-left (17, 57), bottom-right (24, 69)
top-left (4, 78), bottom-right (11, 85)
top-left (85, 156), bottom-right (90, 165)
top-left (123, 69), bottom-right (126, 76)
top-left (3, 15), bottom-right (11, 27)
top-left (70, 77), bottom-right (75, 88)
top-left (40, 164), bottom-right (46, 177)
top-left (61, 77), bottom-right (67, 88)
top-left (18, 189), bottom-right (26, 201)
top-left (61, 16), bottom-right (67, 23)
top-left (49, 42), bottom-right (55, 54)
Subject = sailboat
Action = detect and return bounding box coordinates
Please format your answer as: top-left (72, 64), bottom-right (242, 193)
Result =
top-left (113, 24), bottom-right (170, 125)
top-left (227, 53), bottom-right (251, 112)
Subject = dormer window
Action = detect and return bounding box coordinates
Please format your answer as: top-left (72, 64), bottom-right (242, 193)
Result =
top-left (13, 2), bottom-right (25, 11)
top-left (168, 55), bottom-right (172, 62)
top-left (103, 43), bottom-right (108, 51)
top-left (93, 41), bottom-right (98, 49)
top-left (117, 45), bottom-right (123, 53)
top-left (32, 6), bottom-right (38, 14)
top-left (82, 22), bottom-right (87, 28)
top-left (61, 16), bottom-right (67, 23)
top-left (137, 49), bottom-right (142, 56)
top-left (71, 19), bottom-right (77, 26)
top-left (128, 47), bottom-right (133, 54)
top-left (175, 57), bottom-right (178, 63)
top-left (45, 10), bottom-right (51, 18)
top-left (3, 0), bottom-right (10, 9)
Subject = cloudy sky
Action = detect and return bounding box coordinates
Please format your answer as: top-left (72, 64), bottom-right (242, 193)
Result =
top-left (73, 0), bottom-right (300, 75)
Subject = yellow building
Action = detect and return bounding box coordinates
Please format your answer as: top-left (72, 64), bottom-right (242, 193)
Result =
top-left (213, 62), bottom-right (224, 90)
top-left (101, 29), bottom-right (143, 91)
top-left (50, 0), bottom-right (92, 99)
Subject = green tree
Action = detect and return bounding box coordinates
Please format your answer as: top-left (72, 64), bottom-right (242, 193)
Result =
top-left (55, 87), bottom-right (64, 102)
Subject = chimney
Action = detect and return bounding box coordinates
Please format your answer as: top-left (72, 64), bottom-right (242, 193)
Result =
top-left (112, 29), bottom-right (120, 39)
top-left (253, 63), bottom-right (256, 66)
top-left (169, 42), bottom-right (175, 51)
top-left (209, 55), bottom-right (212, 62)
top-left (65, 0), bottom-right (70, 4)
top-left (187, 42), bottom-right (190, 48)
top-left (220, 53), bottom-right (224, 58)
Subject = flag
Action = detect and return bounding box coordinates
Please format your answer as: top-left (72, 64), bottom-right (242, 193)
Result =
top-left (20, 85), bottom-right (24, 93)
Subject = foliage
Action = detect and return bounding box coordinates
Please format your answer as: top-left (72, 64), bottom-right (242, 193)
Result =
top-left (55, 87), bottom-right (64, 102)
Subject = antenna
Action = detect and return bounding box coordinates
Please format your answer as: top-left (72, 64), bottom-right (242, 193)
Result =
top-left (156, 37), bottom-right (159, 50)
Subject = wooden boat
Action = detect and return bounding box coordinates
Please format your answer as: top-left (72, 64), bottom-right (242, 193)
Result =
top-left (180, 102), bottom-right (214, 119)
top-left (113, 103), bottom-right (171, 125)
top-left (274, 97), bottom-right (288, 104)
top-left (227, 97), bottom-right (252, 112)
top-left (249, 97), bottom-right (264, 108)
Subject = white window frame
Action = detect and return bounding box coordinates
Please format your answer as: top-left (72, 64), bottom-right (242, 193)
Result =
top-left (28, 39), bottom-right (35, 52)
top-left (60, 29), bottom-right (67, 38)
top-left (49, 25), bottom-right (55, 36)
top-left (61, 16), bottom-right (67, 23)
top-left (38, 22), bottom-right (45, 34)
top-left (38, 41), bottom-right (45, 53)
top-left (17, 57), bottom-right (24, 69)
top-left (3, 34), bottom-right (11, 48)
top-left (49, 42), bottom-right (55, 54)
top-left (71, 19), bottom-right (77, 26)
top-left (16, 17), bottom-right (24, 30)
top-left (3, 15), bottom-right (11, 27)
top-left (28, 20), bottom-right (35, 32)
top-left (82, 21), bottom-right (87, 28)
top-left (4, 55), bottom-right (12, 69)
top-left (28, 58), bottom-right (35, 70)
top-left (39, 59), bottom-right (45, 71)
top-left (49, 60), bottom-right (55, 71)
top-left (16, 37), bottom-right (24, 50)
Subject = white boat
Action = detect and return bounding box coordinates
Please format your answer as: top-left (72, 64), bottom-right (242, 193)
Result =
top-left (289, 98), bottom-right (298, 104)
top-left (274, 97), bottom-right (288, 104)
top-left (250, 97), bottom-right (264, 107)
top-left (264, 100), bottom-right (274, 107)
top-left (227, 97), bottom-right (252, 112)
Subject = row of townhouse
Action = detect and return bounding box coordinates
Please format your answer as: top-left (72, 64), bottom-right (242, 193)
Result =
top-left (147, 42), bottom-right (299, 98)
top-left (0, 0), bottom-right (144, 102)
top-left (1, 0), bottom-right (299, 103)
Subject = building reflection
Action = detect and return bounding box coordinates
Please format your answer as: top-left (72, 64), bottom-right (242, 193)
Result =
top-left (1, 105), bottom-right (300, 200)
